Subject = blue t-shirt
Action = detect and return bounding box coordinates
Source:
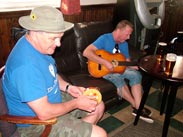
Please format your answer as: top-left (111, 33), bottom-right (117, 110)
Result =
top-left (93, 33), bottom-right (130, 59)
top-left (2, 36), bottom-right (61, 119)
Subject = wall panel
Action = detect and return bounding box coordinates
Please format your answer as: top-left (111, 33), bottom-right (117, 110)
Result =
top-left (159, 0), bottom-right (183, 42)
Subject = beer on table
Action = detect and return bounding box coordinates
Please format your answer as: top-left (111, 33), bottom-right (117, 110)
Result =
top-left (164, 53), bottom-right (177, 75)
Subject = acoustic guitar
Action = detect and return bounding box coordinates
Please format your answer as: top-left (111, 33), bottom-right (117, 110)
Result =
top-left (88, 50), bottom-right (137, 78)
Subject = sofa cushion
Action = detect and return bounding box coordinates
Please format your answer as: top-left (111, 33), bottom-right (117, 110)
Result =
top-left (66, 73), bottom-right (119, 110)
top-left (74, 21), bottom-right (114, 70)
top-left (54, 28), bottom-right (81, 74)
top-left (67, 73), bottom-right (117, 101)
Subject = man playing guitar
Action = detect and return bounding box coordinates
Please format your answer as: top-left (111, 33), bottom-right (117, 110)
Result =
top-left (83, 20), bottom-right (153, 123)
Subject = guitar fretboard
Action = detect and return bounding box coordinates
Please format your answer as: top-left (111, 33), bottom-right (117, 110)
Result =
top-left (118, 61), bottom-right (138, 66)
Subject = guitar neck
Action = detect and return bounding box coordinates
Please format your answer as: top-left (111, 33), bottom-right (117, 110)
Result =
top-left (118, 61), bottom-right (138, 66)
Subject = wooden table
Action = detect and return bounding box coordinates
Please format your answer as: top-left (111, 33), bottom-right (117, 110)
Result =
top-left (133, 55), bottom-right (183, 137)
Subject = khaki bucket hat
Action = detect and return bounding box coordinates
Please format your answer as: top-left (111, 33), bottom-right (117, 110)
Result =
top-left (19, 6), bottom-right (74, 33)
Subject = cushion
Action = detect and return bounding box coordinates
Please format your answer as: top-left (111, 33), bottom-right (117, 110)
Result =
top-left (67, 73), bottom-right (117, 101)
top-left (53, 28), bottom-right (81, 74)
top-left (0, 80), bottom-right (19, 137)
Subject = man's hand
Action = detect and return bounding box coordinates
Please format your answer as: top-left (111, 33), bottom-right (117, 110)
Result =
top-left (76, 95), bottom-right (98, 113)
top-left (67, 85), bottom-right (85, 98)
top-left (104, 60), bottom-right (114, 72)
top-left (128, 66), bottom-right (139, 70)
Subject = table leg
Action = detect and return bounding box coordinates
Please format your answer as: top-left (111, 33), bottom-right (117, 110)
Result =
top-left (160, 83), bottom-right (170, 115)
top-left (134, 76), bottom-right (153, 125)
top-left (162, 83), bottom-right (178, 137)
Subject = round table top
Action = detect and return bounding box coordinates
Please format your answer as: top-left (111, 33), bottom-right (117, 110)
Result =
top-left (139, 55), bottom-right (183, 83)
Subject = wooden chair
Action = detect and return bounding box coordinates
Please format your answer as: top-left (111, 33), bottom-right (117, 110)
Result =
top-left (0, 66), bottom-right (57, 137)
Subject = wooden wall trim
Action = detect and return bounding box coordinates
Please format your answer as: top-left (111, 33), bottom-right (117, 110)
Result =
top-left (0, 10), bottom-right (30, 18)
top-left (64, 4), bottom-right (115, 23)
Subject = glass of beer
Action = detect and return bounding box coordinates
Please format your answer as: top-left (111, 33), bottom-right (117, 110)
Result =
top-left (157, 42), bottom-right (167, 61)
top-left (164, 53), bottom-right (177, 75)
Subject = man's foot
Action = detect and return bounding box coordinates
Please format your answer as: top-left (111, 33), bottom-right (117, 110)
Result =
top-left (132, 108), bottom-right (154, 123)
top-left (143, 107), bottom-right (153, 117)
top-left (132, 107), bottom-right (153, 117)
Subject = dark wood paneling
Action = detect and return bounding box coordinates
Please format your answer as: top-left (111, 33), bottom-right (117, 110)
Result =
top-left (0, 4), bottom-right (115, 67)
top-left (64, 4), bottom-right (114, 23)
top-left (160, 0), bottom-right (183, 42)
top-left (0, 10), bottom-right (30, 67)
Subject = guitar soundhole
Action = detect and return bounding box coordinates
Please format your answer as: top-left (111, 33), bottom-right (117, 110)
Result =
top-left (99, 64), bottom-right (101, 70)
top-left (98, 55), bottom-right (102, 70)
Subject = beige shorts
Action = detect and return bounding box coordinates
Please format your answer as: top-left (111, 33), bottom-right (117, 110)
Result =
top-left (18, 92), bottom-right (92, 137)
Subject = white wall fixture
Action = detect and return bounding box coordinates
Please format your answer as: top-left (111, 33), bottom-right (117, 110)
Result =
top-left (134, 0), bottom-right (165, 29)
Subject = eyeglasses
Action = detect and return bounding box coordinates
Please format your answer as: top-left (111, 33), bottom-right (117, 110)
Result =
top-left (115, 43), bottom-right (120, 53)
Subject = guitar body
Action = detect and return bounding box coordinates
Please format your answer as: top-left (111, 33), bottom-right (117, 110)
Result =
top-left (88, 50), bottom-right (126, 78)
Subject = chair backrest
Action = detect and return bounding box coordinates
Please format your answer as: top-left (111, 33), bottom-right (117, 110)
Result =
top-left (0, 67), bottom-right (20, 137)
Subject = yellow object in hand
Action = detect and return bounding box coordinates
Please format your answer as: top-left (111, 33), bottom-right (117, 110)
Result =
top-left (83, 87), bottom-right (102, 104)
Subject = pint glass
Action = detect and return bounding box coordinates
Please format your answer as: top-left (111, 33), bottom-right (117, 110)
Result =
top-left (165, 53), bottom-right (177, 75)
top-left (157, 42), bottom-right (167, 61)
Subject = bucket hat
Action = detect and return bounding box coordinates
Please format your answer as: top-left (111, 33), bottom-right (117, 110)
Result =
top-left (19, 6), bottom-right (74, 33)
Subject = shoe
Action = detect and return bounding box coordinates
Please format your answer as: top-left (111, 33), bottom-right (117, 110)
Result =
top-left (132, 109), bottom-right (154, 123)
top-left (132, 107), bottom-right (153, 117)
top-left (143, 107), bottom-right (153, 117)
